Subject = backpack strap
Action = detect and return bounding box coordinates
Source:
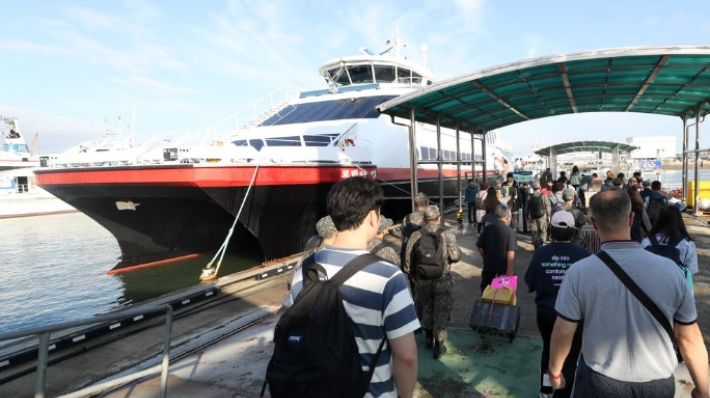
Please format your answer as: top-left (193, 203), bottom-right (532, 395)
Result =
top-left (649, 234), bottom-right (660, 247)
top-left (596, 251), bottom-right (677, 349)
top-left (329, 253), bottom-right (382, 288)
top-left (301, 254), bottom-right (327, 285)
top-left (371, 242), bottom-right (390, 255)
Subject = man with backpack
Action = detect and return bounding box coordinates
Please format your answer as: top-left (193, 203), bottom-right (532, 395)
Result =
top-left (367, 215), bottom-right (400, 266)
top-left (405, 205), bottom-right (461, 360)
top-left (279, 177), bottom-right (419, 398)
top-left (527, 181), bottom-right (552, 248)
top-left (645, 181), bottom-right (668, 224)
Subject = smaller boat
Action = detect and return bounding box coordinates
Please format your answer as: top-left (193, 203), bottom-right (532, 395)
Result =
top-left (0, 117), bottom-right (75, 218)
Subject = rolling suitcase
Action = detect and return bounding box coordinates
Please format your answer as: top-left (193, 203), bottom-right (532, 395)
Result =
top-left (468, 300), bottom-right (521, 342)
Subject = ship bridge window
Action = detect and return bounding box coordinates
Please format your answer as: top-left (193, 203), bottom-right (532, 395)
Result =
top-left (233, 139), bottom-right (247, 146)
top-left (373, 65), bottom-right (396, 83)
top-left (265, 136), bottom-right (302, 147)
top-left (259, 95), bottom-right (396, 127)
top-left (347, 65), bottom-right (374, 84)
top-left (326, 66), bottom-right (351, 86)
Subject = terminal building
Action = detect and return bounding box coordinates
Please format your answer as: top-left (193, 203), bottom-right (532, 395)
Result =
top-left (626, 135), bottom-right (677, 160)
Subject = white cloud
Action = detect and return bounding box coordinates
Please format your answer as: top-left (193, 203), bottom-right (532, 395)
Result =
top-left (524, 35), bottom-right (540, 59)
top-left (0, 39), bottom-right (76, 55)
top-left (63, 7), bottom-right (121, 30)
top-left (110, 76), bottom-right (191, 95)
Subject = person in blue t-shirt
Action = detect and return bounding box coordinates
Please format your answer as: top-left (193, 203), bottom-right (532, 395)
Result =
top-left (525, 211), bottom-right (591, 398)
top-left (464, 179), bottom-right (479, 225)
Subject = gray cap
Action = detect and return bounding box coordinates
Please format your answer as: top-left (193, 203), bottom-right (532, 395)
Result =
top-left (423, 205), bottom-right (441, 221)
top-left (532, 181), bottom-right (541, 190)
top-left (378, 216), bottom-right (393, 234)
top-left (562, 189), bottom-right (576, 201)
top-left (315, 216), bottom-right (336, 238)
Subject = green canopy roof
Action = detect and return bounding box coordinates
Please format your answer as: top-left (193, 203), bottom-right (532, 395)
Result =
top-left (533, 140), bottom-right (638, 156)
top-left (377, 46), bottom-right (710, 132)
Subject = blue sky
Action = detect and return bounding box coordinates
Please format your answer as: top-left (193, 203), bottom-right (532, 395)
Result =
top-left (2, 0), bottom-right (710, 155)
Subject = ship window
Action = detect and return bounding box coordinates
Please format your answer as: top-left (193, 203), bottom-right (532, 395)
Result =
top-left (347, 65), bottom-right (374, 84)
top-left (265, 136), bottom-right (302, 147)
top-left (303, 135), bottom-right (332, 147)
top-left (249, 139), bottom-right (264, 151)
top-left (420, 146), bottom-right (429, 160)
top-left (327, 66), bottom-right (351, 86)
top-left (373, 65), bottom-right (396, 83)
top-left (233, 140), bottom-right (248, 146)
top-left (411, 72), bottom-right (422, 84)
top-left (429, 148), bottom-right (436, 160)
top-left (443, 150), bottom-right (451, 160)
top-left (397, 68), bottom-right (412, 84)
top-left (259, 95), bottom-right (396, 126)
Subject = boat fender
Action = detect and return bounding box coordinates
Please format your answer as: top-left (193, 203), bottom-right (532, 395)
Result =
top-left (344, 138), bottom-right (356, 147)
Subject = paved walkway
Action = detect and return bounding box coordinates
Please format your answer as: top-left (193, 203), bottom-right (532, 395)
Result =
top-left (95, 214), bottom-right (708, 398)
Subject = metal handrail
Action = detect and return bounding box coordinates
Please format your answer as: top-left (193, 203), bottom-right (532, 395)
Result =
top-left (0, 305), bottom-right (174, 398)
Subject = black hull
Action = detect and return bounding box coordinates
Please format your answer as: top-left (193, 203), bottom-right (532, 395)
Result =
top-left (41, 178), bottom-right (460, 271)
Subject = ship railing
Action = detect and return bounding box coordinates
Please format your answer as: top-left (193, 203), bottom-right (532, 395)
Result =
top-left (0, 305), bottom-right (174, 398)
top-left (162, 141), bottom-right (374, 166)
top-left (175, 85), bottom-right (303, 146)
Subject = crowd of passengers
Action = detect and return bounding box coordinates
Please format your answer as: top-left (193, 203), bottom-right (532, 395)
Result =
top-left (276, 171), bottom-right (706, 398)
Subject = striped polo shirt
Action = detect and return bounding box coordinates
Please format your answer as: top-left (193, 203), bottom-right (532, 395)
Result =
top-left (285, 247), bottom-right (420, 398)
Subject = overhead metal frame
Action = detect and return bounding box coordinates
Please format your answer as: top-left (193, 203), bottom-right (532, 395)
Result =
top-left (379, 45), bottom-right (710, 212)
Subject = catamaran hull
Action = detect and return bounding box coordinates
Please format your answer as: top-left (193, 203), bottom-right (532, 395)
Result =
top-left (35, 164), bottom-right (475, 271)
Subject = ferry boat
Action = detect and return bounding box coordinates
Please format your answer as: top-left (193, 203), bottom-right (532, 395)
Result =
top-left (0, 118), bottom-right (75, 218)
top-left (35, 32), bottom-right (513, 271)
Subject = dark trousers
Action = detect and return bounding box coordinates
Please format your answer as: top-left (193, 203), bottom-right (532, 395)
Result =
top-left (537, 312), bottom-right (582, 398)
top-left (578, 189), bottom-right (586, 209)
top-left (575, 364), bottom-right (674, 398)
top-left (467, 202), bottom-right (475, 223)
top-left (480, 270), bottom-right (501, 292)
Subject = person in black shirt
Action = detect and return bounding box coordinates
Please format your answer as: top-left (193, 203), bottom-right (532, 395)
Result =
top-left (476, 204), bottom-right (517, 292)
top-left (524, 211), bottom-right (591, 398)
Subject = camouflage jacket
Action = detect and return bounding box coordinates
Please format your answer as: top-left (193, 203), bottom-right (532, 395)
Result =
top-left (403, 211), bottom-right (425, 229)
top-left (404, 224), bottom-right (461, 275)
top-left (367, 238), bottom-right (401, 267)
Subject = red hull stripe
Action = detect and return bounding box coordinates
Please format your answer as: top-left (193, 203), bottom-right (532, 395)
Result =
top-left (36, 166), bottom-right (499, 187)
top-left (36, 165), bottom-right (377, 187)
top-left (106, 253), bottom-right (202, 274)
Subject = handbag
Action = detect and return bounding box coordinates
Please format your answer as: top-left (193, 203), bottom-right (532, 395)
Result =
top-left (596, 251), bottom-right (683, 362)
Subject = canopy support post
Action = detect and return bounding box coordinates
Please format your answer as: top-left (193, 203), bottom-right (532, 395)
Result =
top-left (549, 147), bottom-right (558, 179)
top-left (611, 144), bottom-right (620, 175)
top-left (456, 123), bottom-right (462, 213)
top-left (437, 116), bottom-right (444, 226)
top-left (409, 108), bottom-right (418, 212)
top-left (482, 130), bottom-right (488, 185)
top-left (470, 128), bottom-right (476, 184)
top-left (693, 108), bottom-right (700, 217)
top-left (682, 114), bottom-right (688, 204)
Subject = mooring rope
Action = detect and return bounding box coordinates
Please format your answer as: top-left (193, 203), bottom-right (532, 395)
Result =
top-left (203, 161), bottom-right (261, 279)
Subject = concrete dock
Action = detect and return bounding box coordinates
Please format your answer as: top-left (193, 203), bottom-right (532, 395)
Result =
top-left (2, 212), bottom-right (709, 397)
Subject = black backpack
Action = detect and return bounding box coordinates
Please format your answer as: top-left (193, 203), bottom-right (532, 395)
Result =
top-left (528, 194), bottom-right (545, 219)
top-left (400, 214), bottom-right (422, 268)
top-left (263, 254), bottom-right (385, 398)
top-left (630, 210), bottom-right (647, 242)
top-left (647, 194), bottom-right (666, 224)
top-left (644, 234), bottom-right (684, 269)
top-left (414, 229), bottom-right (446, 280)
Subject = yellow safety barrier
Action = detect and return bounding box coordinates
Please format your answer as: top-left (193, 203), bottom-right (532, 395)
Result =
top-left (687, 181), bottom-right (710, 209)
